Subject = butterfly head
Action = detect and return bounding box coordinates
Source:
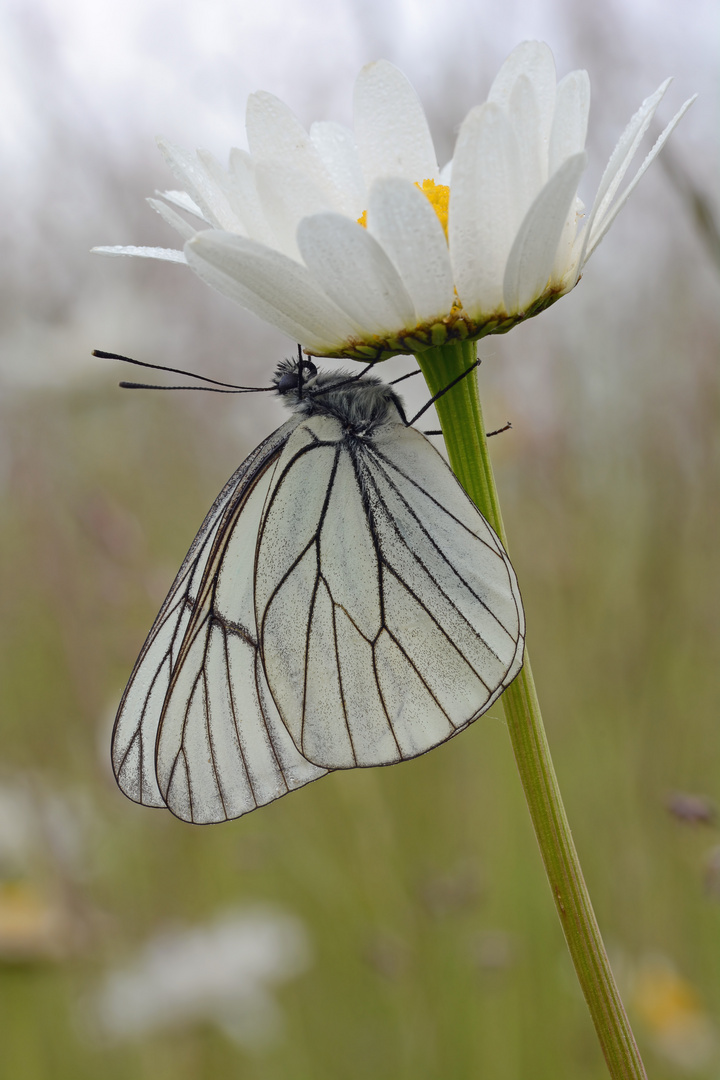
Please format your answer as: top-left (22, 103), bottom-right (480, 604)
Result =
top-left (273, 356), bottom-right (319, 397)
top-left (273, 355), bottom-right (402, 430)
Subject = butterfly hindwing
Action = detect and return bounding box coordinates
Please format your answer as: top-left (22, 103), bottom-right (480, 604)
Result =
top-left (112, 418), bottom-right (328, 823)
top-left (111, 443), bottom-right (259, 808)
top-left (255, 416), bottom-right (525, 771)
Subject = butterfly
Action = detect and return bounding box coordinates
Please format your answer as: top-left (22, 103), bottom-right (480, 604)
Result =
top-left (109, 352), bottom-right (525, 823)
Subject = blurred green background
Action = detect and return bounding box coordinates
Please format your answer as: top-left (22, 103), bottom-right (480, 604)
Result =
top-left (1, 0), bottom-right (718, 1077)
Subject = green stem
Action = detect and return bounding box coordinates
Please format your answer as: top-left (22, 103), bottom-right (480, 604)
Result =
top-left (414, 340), bottom-right (647, 1080)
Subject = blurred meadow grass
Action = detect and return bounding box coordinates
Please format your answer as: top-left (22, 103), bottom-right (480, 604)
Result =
top-left (1, 294), bottom-right (719, 1078)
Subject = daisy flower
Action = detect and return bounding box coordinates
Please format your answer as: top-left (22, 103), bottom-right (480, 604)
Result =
top-left (95, 41), bottom-right (694, 361)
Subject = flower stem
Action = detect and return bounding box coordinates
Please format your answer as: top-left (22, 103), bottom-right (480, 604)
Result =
top-left (414, 340), bottom-right (647, 1080)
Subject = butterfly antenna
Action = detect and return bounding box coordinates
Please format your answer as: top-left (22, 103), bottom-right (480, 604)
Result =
top-left (93, 349), bottom-right (273, 392)
top-left (407, 358), bottom-right (481, 426)
top-left (117, 381), bottom-right (270, 393)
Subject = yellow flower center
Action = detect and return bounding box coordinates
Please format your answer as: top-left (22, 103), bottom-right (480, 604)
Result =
top-left (633, 965), bottom-right (705, 1032)
top-left (357, 179), bottom-right (450, 238)
top-left (416, 178), bottom-right (449, 236)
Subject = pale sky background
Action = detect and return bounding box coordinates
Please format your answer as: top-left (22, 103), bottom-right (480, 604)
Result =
top-left (2, 0), bottom-right (714, 165)
top-left (0, 0), bottom-right (717, 446)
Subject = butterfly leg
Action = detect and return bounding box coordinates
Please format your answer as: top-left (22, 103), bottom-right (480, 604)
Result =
top-left (406, 359), bottom-right (481, 426)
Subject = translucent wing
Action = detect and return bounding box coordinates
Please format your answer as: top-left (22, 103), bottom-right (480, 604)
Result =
top-left (255, 416), bottom-right (525, 770)
top-left (112, 418), bottom-right (327, 823)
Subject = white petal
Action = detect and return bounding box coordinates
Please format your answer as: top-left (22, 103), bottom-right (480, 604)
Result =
top-left (147, 197), bottom-right (198, 241)
top-left (227, 149), bottom-right (276, 246)
top-left (353, 60), bottom-right (439, 187)
top-left (297, 213), bottom-right (416, 333)
top-left (503, 152), bottom-right (587, 313)
top-left (196, 150), bottom-right (262, 236)
top-left (549, 70), bottom-right (590, 174)
top-left (584, 94), bottom-right (697, 261)
top-left (367, 178), bottom-right (454, 323)
top-left (578, 80), bottom-right (672, 270)
top-left (507, 74), bottom-right (545, 206)
top-left (488, 41), bottom-right (556, 154)
top-left (551, 195), bottom-right (585, 286)
top-left (439, 159), bottom-right (452, 185)
top-left (92, 245), bottom-right (186, 263)
top-left (245, 94), bottom-right (350, 258)
top-left (449, 102), bottom-right (523, 316)
top-left (246, 91), bottom-right (340, 209)
top-left (158, 189), bottom-right (206, 220)
top-left (246, 90), bottom-right (314, 163)
top-left (310, 121), bottom-right (367, 217)
top-left (157, 138), bottom-right (242, 232)
top-left (186, 232), bottom-right (360, 350)
top-left (254, 160), bottom-right (337, 260)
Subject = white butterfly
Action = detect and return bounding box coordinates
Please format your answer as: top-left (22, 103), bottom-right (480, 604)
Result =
top-left (111, 355), bottom-right (525, 823)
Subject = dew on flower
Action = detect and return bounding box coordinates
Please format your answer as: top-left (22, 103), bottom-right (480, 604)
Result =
top-left (94, 43), bottom-right (695, 363)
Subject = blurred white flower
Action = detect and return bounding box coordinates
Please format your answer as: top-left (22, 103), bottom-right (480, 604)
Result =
top-left (0, 779), bottom-right (92, 961)
top-left (95, 42), bottom-right (694, 360)
top-left (96, 907), bottom-right (310, 1047)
